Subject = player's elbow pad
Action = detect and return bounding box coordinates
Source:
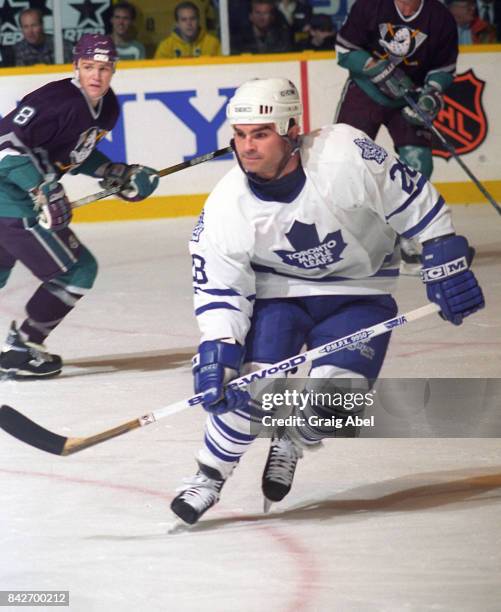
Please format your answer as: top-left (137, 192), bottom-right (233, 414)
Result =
top-left (337, 49), bottom-right (371, 73)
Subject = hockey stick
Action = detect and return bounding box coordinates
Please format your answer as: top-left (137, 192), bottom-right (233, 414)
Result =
top-left (402, 92), bottom-right (501, 216)
top-left (0, 303), bottom-right (439, 456)
top-left (70, 146), bottom-right (233, 210)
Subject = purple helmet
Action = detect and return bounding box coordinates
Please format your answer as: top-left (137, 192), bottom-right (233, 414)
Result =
top-left (73, 34), bottom-right (118, 64)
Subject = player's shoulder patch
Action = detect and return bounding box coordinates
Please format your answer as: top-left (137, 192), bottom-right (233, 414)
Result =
top-left (354, 138), bottom-right (388, 164)
top-left (191, 209), bottom-right (205, 242)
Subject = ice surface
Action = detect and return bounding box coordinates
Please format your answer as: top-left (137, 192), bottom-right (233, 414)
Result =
top-left (1, 205), bottom-right (500, 611)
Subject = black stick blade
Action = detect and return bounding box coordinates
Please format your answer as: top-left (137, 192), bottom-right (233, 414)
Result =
top-left (0, 405), bottom-right (67, 455)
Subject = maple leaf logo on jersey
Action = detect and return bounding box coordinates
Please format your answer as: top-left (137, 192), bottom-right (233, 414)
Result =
top-left (191, 210), bottom-right (205, 242)
top-left (274, 221), bottom-right (347, 270)
top-left (354, 138), bottom-right (388, 164)
top-left (432, 70), bottom-right (487, 159)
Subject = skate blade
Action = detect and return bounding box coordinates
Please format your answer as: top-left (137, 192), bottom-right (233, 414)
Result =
top-left (263, 497), bottom-right (273, 514)
top-left (0, 369), bottom-right (62, 381)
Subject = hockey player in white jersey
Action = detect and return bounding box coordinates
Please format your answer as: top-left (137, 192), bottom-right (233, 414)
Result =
top-left (170, 77), bottom-right (484, 525)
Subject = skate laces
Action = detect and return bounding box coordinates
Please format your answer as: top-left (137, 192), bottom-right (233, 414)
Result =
top-left (3, 325), bottom-right (52, 362)
top-left (175, 473), bottom-right (223, 510)
top-left (266, 436), bottom-right (303, 486)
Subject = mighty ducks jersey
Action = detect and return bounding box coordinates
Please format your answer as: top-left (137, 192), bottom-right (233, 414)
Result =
top-left (0, 78), bottom-right (119, 217)
top-left (336, 0), bottom-right (458, 87)
top-left (190, 124), bottom-right (454, 344)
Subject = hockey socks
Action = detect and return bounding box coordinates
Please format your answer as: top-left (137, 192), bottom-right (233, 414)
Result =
top-left (196, 401), bottom-right (262, 477)
top-left (20, 280), bottom-right (86, 344)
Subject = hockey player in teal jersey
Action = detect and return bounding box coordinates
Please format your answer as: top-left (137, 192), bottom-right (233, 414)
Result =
top-left (0, 34), bottom-right (159, 379)
top-left (335, 0), bottom-right (459, 270)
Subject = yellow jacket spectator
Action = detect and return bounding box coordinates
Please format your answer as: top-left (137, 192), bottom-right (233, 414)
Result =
top-left (155, 1), bottom-right (221, 58)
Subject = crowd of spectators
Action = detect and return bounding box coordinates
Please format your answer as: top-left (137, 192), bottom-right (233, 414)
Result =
top-left (228, 0), bottom-right (337, 53)
top-left (0, 0), bottom-right (499, 69)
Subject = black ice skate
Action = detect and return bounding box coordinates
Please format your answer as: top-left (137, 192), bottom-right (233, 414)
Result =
top-left (170, 463), bottom-right (226, 525)
top-left (0, 322), bottom-right (62, 379)
top-left (262, 433), bottom-right (303, 512)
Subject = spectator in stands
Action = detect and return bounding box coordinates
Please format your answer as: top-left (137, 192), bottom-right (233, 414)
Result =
top-left (277, 0), bottom-right (312, 48)
top-left (297, 13), bottom-right (336, 50)
top-left (14, 8), bottom-right (73, 66)
top-left (155, 1), bottom-right (220, 58)
top-left (231, 0), bottom-right (293, 54)
top-left (449, 0), bottom-right (497, 42)
top-left (110, 1), bottom-right (146, 60)
top-left (474, 0), bottom-right (501, 39)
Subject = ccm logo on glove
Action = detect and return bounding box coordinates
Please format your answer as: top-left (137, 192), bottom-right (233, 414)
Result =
top-left (421, 256), bottom-right (468, 282)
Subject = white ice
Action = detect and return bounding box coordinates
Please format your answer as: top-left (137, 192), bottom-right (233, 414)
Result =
top-left (1, 205), bottom-right (500, 612)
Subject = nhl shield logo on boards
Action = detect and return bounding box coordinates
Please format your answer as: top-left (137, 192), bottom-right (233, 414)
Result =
top-left (432, 70), bottom-right (487, 159)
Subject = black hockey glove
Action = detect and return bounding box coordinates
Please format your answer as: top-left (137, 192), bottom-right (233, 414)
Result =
top-left (402, 85), bottom-right (443, 127)
top-left (97, 163), bottom-right (159, 202)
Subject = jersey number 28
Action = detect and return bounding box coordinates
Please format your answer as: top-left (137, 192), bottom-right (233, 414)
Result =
top-left (390, 160), bottom-right (419, 195)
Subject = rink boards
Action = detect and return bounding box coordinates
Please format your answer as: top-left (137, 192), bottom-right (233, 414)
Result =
top-left (0, 46), bottom-right (500, 221)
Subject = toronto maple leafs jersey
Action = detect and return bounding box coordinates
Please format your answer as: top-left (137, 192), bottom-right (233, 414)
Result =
top-left (0, 78), bottom-right (118, 218)
top-left (190, 124), bottom-right (454, 344)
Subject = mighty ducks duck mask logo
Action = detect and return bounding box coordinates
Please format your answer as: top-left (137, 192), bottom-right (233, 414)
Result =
top-left (69, 127), bottom-right (108, 166)
top-left (378, 24), bottom-right (427, 63)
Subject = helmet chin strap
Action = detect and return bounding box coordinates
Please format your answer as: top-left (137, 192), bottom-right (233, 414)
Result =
top-left (231, 131), bottom-right (300, 185)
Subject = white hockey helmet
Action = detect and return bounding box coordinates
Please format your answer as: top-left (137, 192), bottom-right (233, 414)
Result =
top-left (226, 78), bottom-right (302, 136)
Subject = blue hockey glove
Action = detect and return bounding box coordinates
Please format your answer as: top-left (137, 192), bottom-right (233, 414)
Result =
top-left (363, 59), bottom-right (414, 100)
top-left (402, 85), bottom-right (443, 127)
top-left (193, 340), bottom-right (250, 415)
top-left (98, 163), bottom-right (159, 202)
top-left (421, 235), bottom-right (484, 325)
top-left (34, 180), bottom-right (72, 231)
